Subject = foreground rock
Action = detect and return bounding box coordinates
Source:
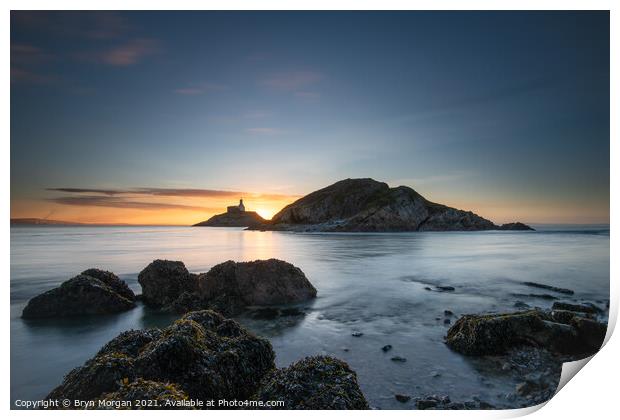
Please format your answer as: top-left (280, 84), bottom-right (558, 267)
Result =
top-left (47, 310), bottom-right (275, 406)
top-left (445, 309), bottom-right (606, 357)
top-left (93, 379), bottom-right (190, 410)
top-left (138, 260), bottom-right (198, 307)
top-left (198, 259), bottom-right (317, 306)
top-left (249, 178), bottom-right (533, 232)
top-left (193, 211), bottom-right (265, 227)
top-left (254, 356), bottom-right (369, 409)
top-left (81, 269), bottom-right (136, 301)
top-left (22, 271), bottom-right (136, 319)
top-left (47, 310), bottom-right (367, 410)
top-left (137, 258), bottom-right (316, 316)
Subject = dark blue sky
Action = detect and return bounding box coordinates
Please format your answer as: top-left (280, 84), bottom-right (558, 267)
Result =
top-left (11, 11), bottom-right (609, 224)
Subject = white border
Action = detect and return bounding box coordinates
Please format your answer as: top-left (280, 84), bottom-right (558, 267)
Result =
top-left (3, 2), bottom-right (616, 419)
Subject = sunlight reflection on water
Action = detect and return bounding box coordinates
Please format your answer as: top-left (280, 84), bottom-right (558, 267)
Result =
top-left (10, 226), bottom-right (609, 408)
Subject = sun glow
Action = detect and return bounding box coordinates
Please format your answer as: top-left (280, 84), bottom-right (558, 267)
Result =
top-left (254, 208), bottom-right (276, 220)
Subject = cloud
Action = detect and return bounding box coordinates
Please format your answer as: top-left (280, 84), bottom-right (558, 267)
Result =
top-left (11, 43), bottom-right (56, 84)
top-left (11, 68), bottom-right (56, 84)
top-left (11, 44), bottom-right (53, 65)
top-left (12, 11), bottom-right (132, 40)
top-left (47, 187), bottom-right (294, 201)
top-left (48, 196), bottom-right (209, 211)
top-left (93, 38), bottom-right (160, 66)
top-left (260, 71), bottom-right (322, 90)
top-left (133, 188), bottom-right (243, 198)
top-left (173, 83), bottom-right (228, 95)
top-left (47, 188), bottom-right (125, 195)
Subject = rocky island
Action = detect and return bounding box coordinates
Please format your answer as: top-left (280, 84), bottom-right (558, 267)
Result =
top-left (247, 178), bottom-right (533, 232)
top-left (193, 199), bottom-right (266, 227)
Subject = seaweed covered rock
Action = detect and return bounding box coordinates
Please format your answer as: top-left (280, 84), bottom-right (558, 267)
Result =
top-left (94, 379), bottom-right (190, 410)
top-left (96, 329), bottom-right (163, 358)
top-left (47, 353), bottom-right (137, 404)
top-left (47, 310), bottom-right (275, 406)
top-left (254, 355), bottom-right (369, 409)
top-left (571, 316), bottom-right (607, 352)
top-left (552, 301), bottom-right (602, 314)
top-left (138, 260), bottom-right (198, 307)
top-left (446, 310), bottom-right (606, 357)
top-left (198, 259), bottom-right (317, 306)
top-left (81, 268), bottom-right (136, 301)
top-left (22, 273), bottom-right (136, 319)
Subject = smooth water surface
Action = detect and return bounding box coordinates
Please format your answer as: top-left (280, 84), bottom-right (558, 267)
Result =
top-left (10, 226), bottom-right (609, 408)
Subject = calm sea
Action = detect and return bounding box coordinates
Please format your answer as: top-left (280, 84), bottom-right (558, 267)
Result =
top-left (10, 225), bottom-right (610, 409)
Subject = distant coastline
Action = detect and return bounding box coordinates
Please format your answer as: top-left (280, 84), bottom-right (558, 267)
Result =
top-left (10, 218), bottom-right (182, 227)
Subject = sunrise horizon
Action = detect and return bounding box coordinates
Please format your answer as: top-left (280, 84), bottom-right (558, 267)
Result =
top-left (10, 176), bottom-right (610, 226)
top-left (11, 11), bottom-right (610, 227)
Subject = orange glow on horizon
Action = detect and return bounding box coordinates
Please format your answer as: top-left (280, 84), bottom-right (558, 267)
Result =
top-left (9, 187), bottom-right (610, 226)
top-left (10, 194), bottom-right (300, 226)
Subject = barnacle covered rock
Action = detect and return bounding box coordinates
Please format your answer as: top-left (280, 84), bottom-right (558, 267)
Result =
top-left (47, 310), bottom-right (275, 406)
top-left (254, 355), bottom-right (369, 409)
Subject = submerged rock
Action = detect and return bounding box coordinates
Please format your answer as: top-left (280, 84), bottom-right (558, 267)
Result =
top-left (251, 307), bottom-right (280, 320)
top-left (198, 259), bottom-right (317, 306)
top-left (47, 310), bottom-right (275, 407)
top-left (522, 282), bottom-right (574, 295)
top-left (514, 301), bottom-right (530, 309)
top-left (22, 273), bottom-right (136, 319)
top-left (445, 309), bottom-right (606, 357)
top-left (138, 260), bottom-right (198, 307)
top-left (415, 395), bottom-right (495, 410)
top-left (254, 356), bottom-right (369, 409)
top-left (395, 394), bottom-right (411, 403)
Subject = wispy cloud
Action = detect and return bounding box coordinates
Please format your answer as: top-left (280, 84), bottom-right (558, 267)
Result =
top-left (11, 43), bottom-right (56, 84)
top-left (260, 71), bottom-right (322, 90)
top-left (47, 187), bottom-right (294, 201)
top-left (173, 83), bottom-right (228, 96)
top-left (47, 196), bottom-right (209, 211)
top-left (95, 38), bottom-right (160, 66)
top-left (11, 68), bottom-right (56, 84)
top-left (47, 188), bottom-right (124, 196)
top-left (12, 11), bottom-right (132, 40)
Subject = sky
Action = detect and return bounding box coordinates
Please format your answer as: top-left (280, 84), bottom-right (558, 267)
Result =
top-left (11, 11), bottom-right (609, 225)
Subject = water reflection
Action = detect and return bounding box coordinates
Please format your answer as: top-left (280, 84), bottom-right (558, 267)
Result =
top-left (10, 226), bottom-right (609, 409)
